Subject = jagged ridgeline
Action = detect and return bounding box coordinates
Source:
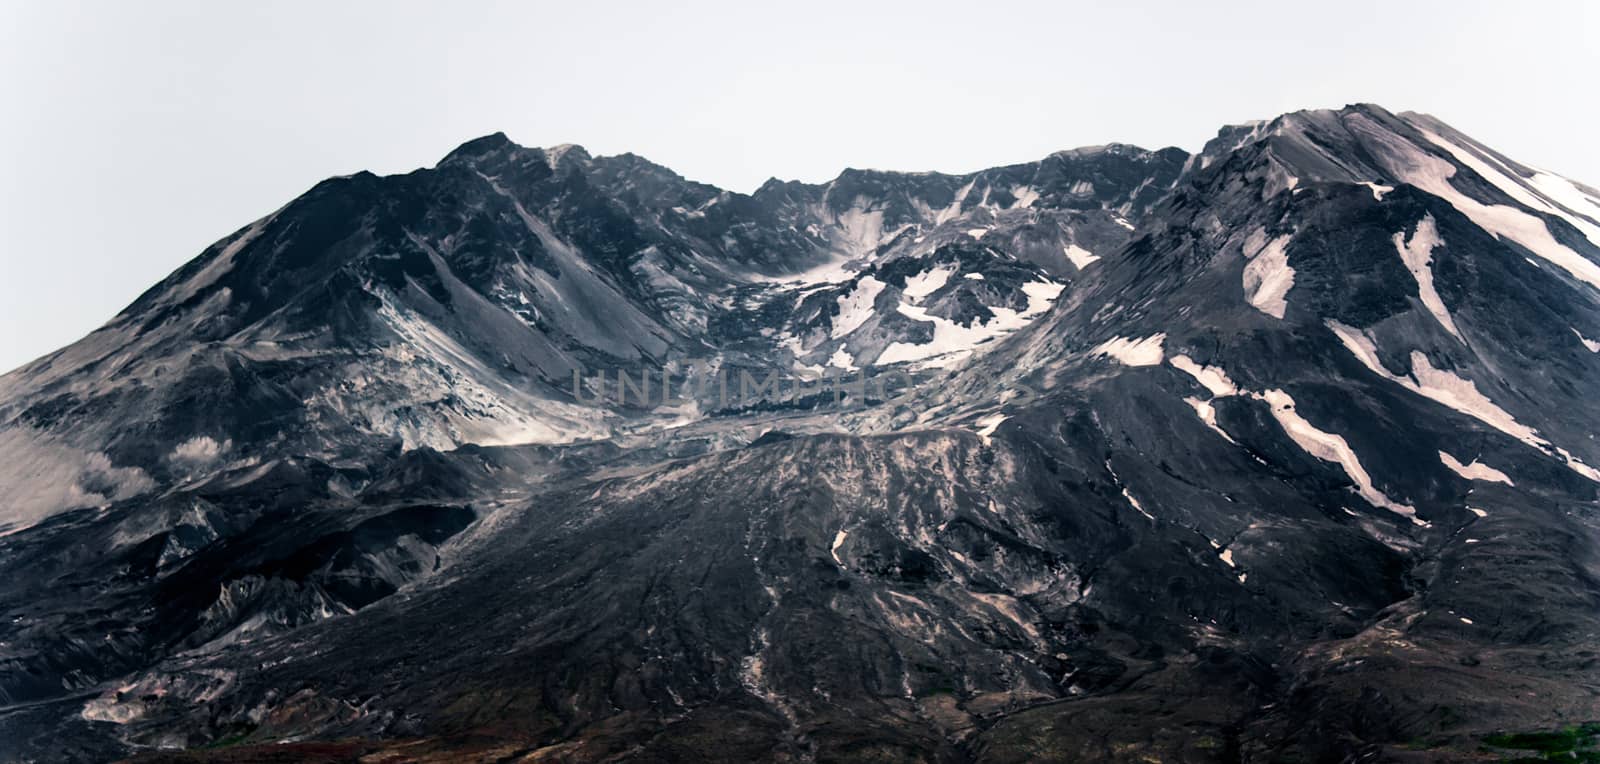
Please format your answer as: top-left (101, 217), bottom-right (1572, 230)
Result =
top-left (1, 104), bottom-right (1598, 762)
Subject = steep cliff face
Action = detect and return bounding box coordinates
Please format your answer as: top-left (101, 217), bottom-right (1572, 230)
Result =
top-left (1, 105), bottom-right (1598, 762)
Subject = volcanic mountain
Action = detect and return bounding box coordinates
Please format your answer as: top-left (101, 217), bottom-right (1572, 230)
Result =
top-left (1, 104), bottom-right (1598, 762)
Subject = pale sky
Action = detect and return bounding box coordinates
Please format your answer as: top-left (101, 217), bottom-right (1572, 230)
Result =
top-left (2, 0), bottom-right (1597, 374)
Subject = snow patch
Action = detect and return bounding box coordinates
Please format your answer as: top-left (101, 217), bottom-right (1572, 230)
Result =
top-left (876, 281), bottom-right (1063, 367)
top-left (1555, 447), bottom-right (1600, 482)
top-left (1574, 329), bottom-right (1600, 353)
top-left (1393, 215), bottom-right (1463, 340)
top-left (929, 180), bottom-right (975, 225)
top-left (1242, 229), bottom-right (1295, 319)
top-left (831, 529), bottom-right (849, 566)
top-left (974, 413), bottom-right (1008, 444)
top-left (1010, 185), bottom-right (1041, 209)
top-left (1168, 354), bottom-right (1240, 397)
top-left (901, 266), bottom-right (954, 301)
top-left (1121, 487), bottom-right (1155, 521)
top-left (1527, 171), bottom-right (1600, 221)
top-left (1325, 323), bottom-right (1596, 482)
top-left (1092, 334), bottom-right (1167, 367)
top-left (1420, 128), bottom-right (1600, 249)
top-left (1063, 244), bottom-right (1100, 269)
top-left (1359, 120), bottom-right (1600, 290)
top-left (1438, 451), bottom-right (1513, 486)
top-left (1183, 397), bottom-right (1237, 444)
top-left (764, 256), bottom-right (858, 287)
top-left (1328, 322), bottom-right (1540, 445)
top-left (831, 276), bottom-right (886, 339)
top-left (1169, 354), bottom-right (1247, 445)
top-left (1258, 388), bottom-right (1423, 524)
top-left (1360, 182), bottom-right (1394, 200)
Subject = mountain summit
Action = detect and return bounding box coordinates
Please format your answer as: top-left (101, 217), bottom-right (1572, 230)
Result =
top-left (2, 104), bottom-right (1598, 762)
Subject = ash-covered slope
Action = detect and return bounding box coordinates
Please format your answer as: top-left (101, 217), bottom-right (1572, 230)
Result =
top-left (2, 105), bottom-right (1599, 763)
top-left (0, 135), bottom-right (1183, 537)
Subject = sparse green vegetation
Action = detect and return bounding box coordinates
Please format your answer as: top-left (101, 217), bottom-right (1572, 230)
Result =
top-left (1483, 722), bottom-right (1600, 761)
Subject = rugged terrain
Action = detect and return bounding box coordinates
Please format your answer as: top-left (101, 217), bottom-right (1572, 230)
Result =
top-left (1, 104), bottom-right (1598, 762)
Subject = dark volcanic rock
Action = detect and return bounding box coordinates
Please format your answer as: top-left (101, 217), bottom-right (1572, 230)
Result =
top-left (2, 104), bottom-right (1599, 762)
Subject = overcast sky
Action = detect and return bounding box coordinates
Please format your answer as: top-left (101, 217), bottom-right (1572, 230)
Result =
top-left (2, 0), bottom-right (1596, 374)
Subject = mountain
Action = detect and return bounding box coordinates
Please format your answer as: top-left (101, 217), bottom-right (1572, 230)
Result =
top-left (1, 104), bottom-right (1598, 762)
